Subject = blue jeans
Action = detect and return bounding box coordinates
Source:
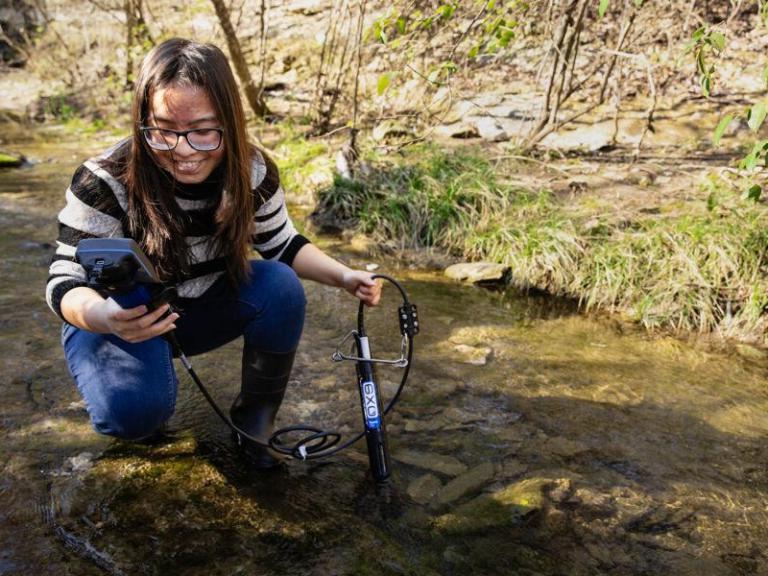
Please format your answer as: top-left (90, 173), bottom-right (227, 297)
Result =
top-left (62, 260), bottom-right (306, 440)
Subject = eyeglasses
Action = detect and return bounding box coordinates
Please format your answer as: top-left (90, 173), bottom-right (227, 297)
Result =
top-left (139, 126), bottom-right (224, 152)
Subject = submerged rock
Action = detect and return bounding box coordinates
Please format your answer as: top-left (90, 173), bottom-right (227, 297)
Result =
top-left (433, 461), bottom-right (496, 506)
top-left (432, 476), bottom-right (550, 533)
top-left (545, 436), bottom-right (590, 458)
top-left (392, 449), bottom-right (468, 476)
top-left (407, 473), bottom-right (442, 505)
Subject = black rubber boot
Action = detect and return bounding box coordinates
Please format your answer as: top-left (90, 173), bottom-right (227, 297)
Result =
top-left (230, 348), bottom-right (296, 469)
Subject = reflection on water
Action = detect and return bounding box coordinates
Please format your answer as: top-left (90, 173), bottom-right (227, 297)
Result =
top-left (1, 129), bottom-right (768, 575)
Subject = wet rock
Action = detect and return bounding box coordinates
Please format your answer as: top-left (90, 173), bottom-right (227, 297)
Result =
top-left (500, 459), bottom-right (527, 479)
top-left (434, 461), bottom-right (496, 506)
top-left (546, 478), bottom-right (574, 504)
top-left (293, 399), bottom-right (322, 419)
top-left (0, 151), bottom-right (26, 168)
top-left (313, 374), bottom-right (338, 390)
top-left (441, 407), bottom-right (486, 427)
top-left (444, 262), bottom-right (510, 284)
top-left (432, 476), bottom-right (548, 532)
top-left (545, 436), bottom-right (590, 458)
top-left (496, 425), bottom-right (527, 446)
top-left (403, 412), bottom-right (458, 433)
top-left (64, 400), bottom-right (87, 412)
top-left (452, 343), bottom-right (493, 366)
top-left (407, 473), bottom-right (442, 504)
top-left (49, 452), bottom-right (97, 479)
top-left (392, 449), bottom-right (468, 476)
top-left (572, 488), bottom-right (616, 519)
top-left (67, 452), bottom-right (96, 474)
top-left (625, 504), bottom-right (694, 536)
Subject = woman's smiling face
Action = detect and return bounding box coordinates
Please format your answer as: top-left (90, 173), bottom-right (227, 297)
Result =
top-left (147, 83), bottom-right (225, 184)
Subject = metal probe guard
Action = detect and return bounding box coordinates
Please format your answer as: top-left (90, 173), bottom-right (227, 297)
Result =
top-left (331, 330), bottom-right (410, 368)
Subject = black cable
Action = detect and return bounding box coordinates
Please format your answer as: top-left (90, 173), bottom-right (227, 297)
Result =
top-left (173, 274), bottom-right (416, 462)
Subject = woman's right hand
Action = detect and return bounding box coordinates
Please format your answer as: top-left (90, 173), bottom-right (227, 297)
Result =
top-left (96, 298), bottom-right (180, 343)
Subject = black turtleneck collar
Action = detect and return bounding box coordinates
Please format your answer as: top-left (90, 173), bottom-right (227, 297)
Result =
top-left (166, 163), bottom-right (226, 200)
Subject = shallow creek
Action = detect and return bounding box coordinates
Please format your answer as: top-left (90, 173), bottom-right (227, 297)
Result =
top-left (1, 128), bottom-right (767, 575)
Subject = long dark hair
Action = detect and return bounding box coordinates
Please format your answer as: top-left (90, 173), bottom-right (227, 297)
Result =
top-left (124, 38), bottom-right (254, 284)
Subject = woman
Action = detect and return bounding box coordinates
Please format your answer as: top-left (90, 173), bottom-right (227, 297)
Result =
top-left (45, 38), bottom-right (381, 468)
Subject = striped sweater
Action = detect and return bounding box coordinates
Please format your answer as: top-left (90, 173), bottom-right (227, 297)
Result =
top-left (46, 139), bottom-right (309, 320)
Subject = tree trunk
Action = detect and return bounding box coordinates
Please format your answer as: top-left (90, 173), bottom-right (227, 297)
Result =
top-left (210, 0), bottom-right (269, 117)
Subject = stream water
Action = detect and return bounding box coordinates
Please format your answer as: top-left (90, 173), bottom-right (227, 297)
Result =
top-left (1, 127), bottom-right (768, 575)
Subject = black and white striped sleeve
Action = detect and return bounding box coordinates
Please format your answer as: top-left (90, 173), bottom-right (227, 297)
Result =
top-left (45, 164), bottom-right (125, 319)
top-left (250, 154), bottom-right (310, 266)
top-left (252, 186), bottom-right (310, 265)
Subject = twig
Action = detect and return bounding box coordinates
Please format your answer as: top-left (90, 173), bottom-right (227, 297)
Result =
top-left (349, 0), bottom-right (367, 158)
top-left (447, 0), bottom-right (491, 63)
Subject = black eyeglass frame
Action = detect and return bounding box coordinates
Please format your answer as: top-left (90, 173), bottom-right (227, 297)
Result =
top-left (139, 126), bottom-right (225, 152)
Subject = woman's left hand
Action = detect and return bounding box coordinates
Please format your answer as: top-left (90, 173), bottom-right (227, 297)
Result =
top-left (341, 269), bottom-right (382, 306)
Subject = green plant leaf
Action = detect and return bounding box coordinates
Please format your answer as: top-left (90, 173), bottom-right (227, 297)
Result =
top-left (763, 63), bottom-right (768, 89)
top-left (598, 0), bottom-right (610, 18)
top-left (700, 74), bottom-right (711, 98)
top-left (747, 101), bottom-right (767, 132)
top-left (713, 113), bottom-right (734, 146)
top-left (709, 31), bottom-right (725, 52)
top-left (744, 184), bottom-right (762, 202)
top-left (706, 192), bottom-right (717, 212)
top-left (377, 73), bottom-right (392, 96)
top-left (396, 16), bottom-right (406, 35)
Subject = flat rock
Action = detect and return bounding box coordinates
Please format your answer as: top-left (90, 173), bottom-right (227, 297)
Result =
top-left (434, 122), bottom-right (479, 139)
top-left (287, 0), bottom-right (329, 15)
top-left (392, 449), bottom-right (468, 476)
top-left (540, 124), bottom-right (614, 152)
top-left (545, 436), bottom-right (590, 458)
top-left (432, 476), bottom-right (549, 532)
top-left (473, 117), bottom-right (510, 142)
top-left (434, 461), bottom-right (496, 506)
top-left (445, 262), bottom-right (509, 284)
top-left (453, 344), bottom-right (493, 366)
top-left (407, 473), bottom-right (443, 504)
top-left (440, 99), bottom-right (478, 124)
